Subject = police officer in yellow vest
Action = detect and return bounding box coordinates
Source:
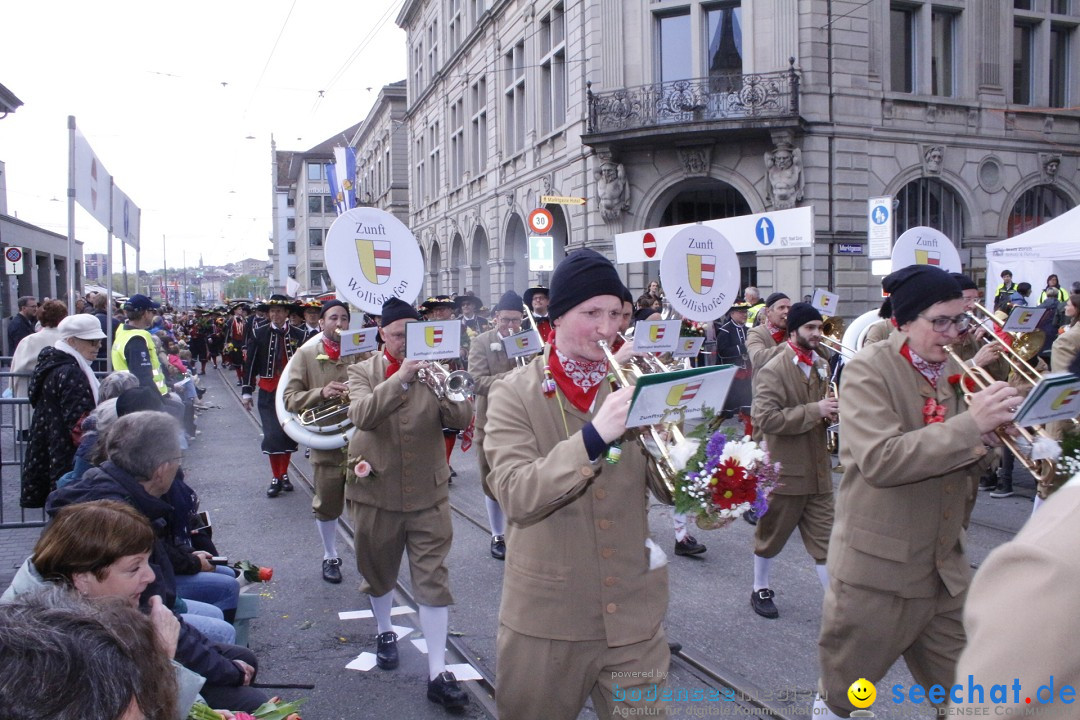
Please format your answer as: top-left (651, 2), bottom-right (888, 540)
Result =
top-left (112, 294), bottom-right (168, 396)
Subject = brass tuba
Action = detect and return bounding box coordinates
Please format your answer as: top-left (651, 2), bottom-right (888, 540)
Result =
top-left (275, 333), bottom-right (356, 450)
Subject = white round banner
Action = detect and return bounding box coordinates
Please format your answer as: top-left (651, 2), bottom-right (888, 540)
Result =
top-left (325, 207), bottom-right (424, 315)
top-left (890, 226), bottom-right (962, 273)
top-left (659, 225), bottom-right (740, 321)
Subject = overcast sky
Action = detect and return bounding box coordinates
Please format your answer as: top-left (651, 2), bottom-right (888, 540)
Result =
top-left (0, 0), bottom-right (407, 273)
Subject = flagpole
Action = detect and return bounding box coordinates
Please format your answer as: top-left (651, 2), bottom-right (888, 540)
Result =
top-left (162, 234), bottom-right (167, 307)
top-left (67, 116), bottom-right (77, 314)
top-left (121, 236), bottom-right (128, 295)
top-left (106, 179), bottom-right (114, 371)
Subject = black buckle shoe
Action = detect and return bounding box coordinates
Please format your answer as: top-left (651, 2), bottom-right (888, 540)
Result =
top-left (742, 508), bottom-right (759, 525)
top-left (376, 631), bottom-right (398, 670)
top-left (266, 478), bottom-right (283, 498)
top-left (490, 535), bottom-right (506, 560)
top-left (322, 558), bottom-right (342, 584)
top-left (281, 473), bottom-right (294, 492)
top-left (990, 483), bottom-right (1014, 499)
top-left (675, 535), bottom-right (707, 556)
top-left (751, 588), bottom-right (779, 619)
top-left (427, 670), bottom-right (470, 710)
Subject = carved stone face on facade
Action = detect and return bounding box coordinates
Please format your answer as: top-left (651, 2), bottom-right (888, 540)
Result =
top-left (1044, 155), bottom-right (1061, 180)
top-left (924, 145), bottom-right (945, 174)
top-left (764, 142), bottom-right (803, 210)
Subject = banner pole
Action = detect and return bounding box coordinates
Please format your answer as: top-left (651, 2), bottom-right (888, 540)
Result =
top-left (67, 116), bottom-right (77, 314)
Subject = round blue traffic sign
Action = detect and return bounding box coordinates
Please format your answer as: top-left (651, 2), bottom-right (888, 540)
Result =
top-left (756, 217), bottom-right (776, 246)
top-left (871, 205), bottom-right (890, 225)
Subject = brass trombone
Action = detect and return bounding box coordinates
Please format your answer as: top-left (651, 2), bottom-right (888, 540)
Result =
top-left (943, 345), bottom-right (1056, 484)
top-left (968, 302), bottom-right (1045, 380)
top-left (597, 339), bottom-right (683, 506)
top-left (819, 317), bottom-right (859, 359)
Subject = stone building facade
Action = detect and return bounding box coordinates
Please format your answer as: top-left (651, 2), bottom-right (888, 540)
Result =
top-left (394, 0), bottom-right (1078, 313)
top-left (352, 81), bottom-right (411, 228)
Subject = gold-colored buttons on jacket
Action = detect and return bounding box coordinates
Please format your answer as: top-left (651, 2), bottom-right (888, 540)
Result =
top-left (598, 519), bottom-right (612, 530)
top-left (606, 603), bottom-right (617, 614)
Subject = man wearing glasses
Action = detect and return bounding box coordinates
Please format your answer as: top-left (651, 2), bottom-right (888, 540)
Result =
top-left (814, 265), bottom-right (1019, 718)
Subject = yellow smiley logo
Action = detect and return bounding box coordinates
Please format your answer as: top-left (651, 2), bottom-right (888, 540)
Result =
top-left (848, 678), bottom-right (876, 709)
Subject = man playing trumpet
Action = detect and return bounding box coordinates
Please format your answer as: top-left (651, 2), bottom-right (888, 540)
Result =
top-left (815, 265), bottom-right (1018, 718)
top-left (345, 297), bottom-right (474, 712)
top-left (282, 300), bottom-right (367, 584)
top-left (749, 302), bottom-right (836, 619)
top-left (485, 249), bottom-right (668, 720)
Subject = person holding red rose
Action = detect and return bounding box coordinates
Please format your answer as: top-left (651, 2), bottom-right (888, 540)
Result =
top-left (814, 265), bottom-right (1018, 718)
top-left (749, 302), bottom-right (836, 620)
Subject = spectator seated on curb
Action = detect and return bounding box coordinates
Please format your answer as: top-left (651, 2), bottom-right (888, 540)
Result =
top-left (45, 411), bottom-right (240, 648)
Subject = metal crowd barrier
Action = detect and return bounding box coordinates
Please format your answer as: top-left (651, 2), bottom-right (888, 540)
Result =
top-left (0, 366), bottom-right (46, 528)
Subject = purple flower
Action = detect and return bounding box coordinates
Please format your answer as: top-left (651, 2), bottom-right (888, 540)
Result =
top-left (705, 431), bottom-right (726, 462)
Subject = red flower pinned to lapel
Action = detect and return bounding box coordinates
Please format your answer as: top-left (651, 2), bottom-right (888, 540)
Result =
top-left (923, 397), bottom-right (946, 424)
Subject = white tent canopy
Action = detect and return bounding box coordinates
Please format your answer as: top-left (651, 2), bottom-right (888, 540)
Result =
top-left (985, 205), bottom-right (1080, 306)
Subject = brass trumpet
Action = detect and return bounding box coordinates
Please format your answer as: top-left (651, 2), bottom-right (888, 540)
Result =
top-left (943, 345), bottom-right (1056, 483)
top-left (598, 339), bottom-right (684, 506)
top-left (824, 381), bottom-right (840, 454)
top-left (417, 362), bottom-right (475, 402)
top-left (968, 302), bottom-right (1044, 378)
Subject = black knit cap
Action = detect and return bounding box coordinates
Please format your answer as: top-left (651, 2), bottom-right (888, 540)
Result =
top-left (116, 386), bottom-right (163, 417)
top-left (548, 249), bottom-right (629, 321)
top-left (495, 291), bottom-right (524, 313)
top-left (883, 265), bottom-right (962, 326)
top-left (319, 299), bottom-right (350, 318)
top-left (764, 292), bottom-right (790, 308)
top-left (380, 297), bottom-right (421, 326)
top-left (950, 272), bottom-right (978, 292)
top-left (786, 302), bottom-right (823, 334)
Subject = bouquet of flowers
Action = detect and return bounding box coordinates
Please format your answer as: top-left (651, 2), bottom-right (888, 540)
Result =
top-left (188, 696), bottom-right (306, 720)
top-left (670, 411), bottom-right (780, 530)
top-left (232, 560), bottom-right (273, 583)
top-left (680, 320), bottom-right (709, 338)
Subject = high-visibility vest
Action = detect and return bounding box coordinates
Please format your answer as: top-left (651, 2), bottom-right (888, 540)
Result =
top-left (112, 325), bottom-right (168, 395)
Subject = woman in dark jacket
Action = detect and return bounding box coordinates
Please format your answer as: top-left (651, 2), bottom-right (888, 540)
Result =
top-left (21, 315), bottom-right (105, 508)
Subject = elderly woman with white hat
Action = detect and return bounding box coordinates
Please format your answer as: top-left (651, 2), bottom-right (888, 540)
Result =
top-left (20, 314), bottom-right (106, 508)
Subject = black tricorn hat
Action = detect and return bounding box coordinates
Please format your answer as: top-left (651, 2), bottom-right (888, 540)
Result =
top-left (523, 286), bottom-right (549, 307)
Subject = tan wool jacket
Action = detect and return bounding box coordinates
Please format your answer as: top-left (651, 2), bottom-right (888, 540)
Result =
top-left (345, 353), bottom-right (474, 512)
top-left (752, 344), bottom-right (833, 495)
top-left (281, 337), bottom-right (366, 466)
top-left (484, 348), bottom-right (668, 645)
top-left (830, 330), bottom-right (991, 598)
top-left (467, 327), bottom-right (519, 443)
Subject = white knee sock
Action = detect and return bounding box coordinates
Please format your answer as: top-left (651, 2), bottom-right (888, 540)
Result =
top-left (753, 555), bottom-right (772, 591)
top-left (370, 591), bottom-right (394, 635)
top-left (814, 562), bottom-right (829, 589)
top-left (485, 496), bottom-right (506, 537)
top-left (672, 512), bottom-right (688, 542)
top-left (1032, 495), bottom-right (1044, 515)
top-left (316, 519), bottom-right (338, 560)
top-left (418, 604), bottom-right (449, 680)
top-left (813, 695), bottom-right (845, 719)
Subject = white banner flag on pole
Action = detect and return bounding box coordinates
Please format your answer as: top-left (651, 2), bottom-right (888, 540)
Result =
top-left (111, 183), bottom-right (141, 251)
top-left (73, 129), bottom-right (113, 229)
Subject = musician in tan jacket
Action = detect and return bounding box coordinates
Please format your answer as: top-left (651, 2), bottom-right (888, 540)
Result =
top-left (467, 290), bottom-right (524, 560)
top-left (345, 297), bottom-right (474, 712)
top-left (281, 300), bottom-right (367, 584)
top-left (745, 292), bottom-right (791, 378)
top-left (749, 303), bottom-right (835, 620)
top-left (815, 265), bottom-right (1018, 718)
top-left (950, 476), bottom-right (1080, 719)
top-left (485, 249), bottom-right (667, 720)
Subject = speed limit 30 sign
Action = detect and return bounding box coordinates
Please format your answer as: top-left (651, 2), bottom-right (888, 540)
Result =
top-left (528, 209), bottom-right (553, 234)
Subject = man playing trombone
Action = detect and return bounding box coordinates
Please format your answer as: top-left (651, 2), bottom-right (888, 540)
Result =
top-left (749, 303), bottom-right (836, 619)
top-left (485, 249), bottom-right (668, 720)
top-left (815, 265), bottom-right (1018, 718)
top-left (281, 300), bottom-right (367, 584)
top-left (345, 297), bottom-right (474, 712)
top-left (466, 290), bottom-right (525, 560)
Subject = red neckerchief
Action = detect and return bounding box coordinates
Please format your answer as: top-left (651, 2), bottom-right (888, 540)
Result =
top-left (766, 319), bottom-right (785, 344)
top-left (322, 336), bottom-right (341, 361)
top-left (900, 343), bottom-right (945, 388)
top-left (383, 348), bottom-right (402, 379)
top-left (548, 339), bottom-right (608, 412)
top-left (787, 340), bottom-right (813, 367)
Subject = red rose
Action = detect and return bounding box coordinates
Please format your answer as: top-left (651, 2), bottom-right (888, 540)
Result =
top-left (947, 374), bottom-right (962, 386)
top-left (258, 567), bottom-right (274, 582)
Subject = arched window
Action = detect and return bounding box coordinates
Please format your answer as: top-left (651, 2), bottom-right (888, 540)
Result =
top-left (1007, 185), bottom-right (1072, 236)
top-left (894, 178), bottom-right (966, 246)
top-left (659, 184), bottom-right (750, 226)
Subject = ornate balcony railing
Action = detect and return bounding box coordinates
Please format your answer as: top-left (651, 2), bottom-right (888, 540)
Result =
top-left (586, 60), bottom-right (800, 135)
